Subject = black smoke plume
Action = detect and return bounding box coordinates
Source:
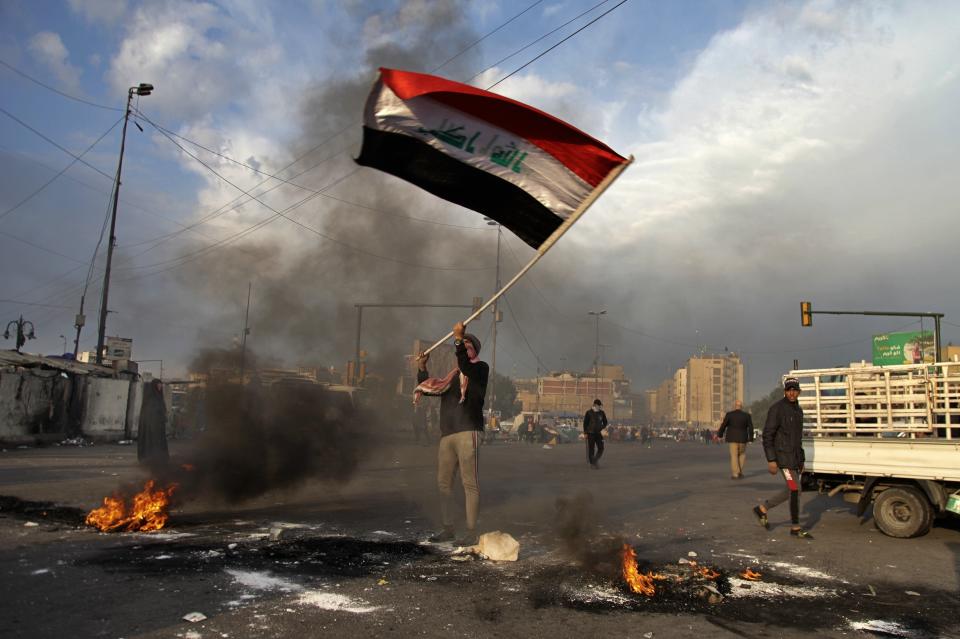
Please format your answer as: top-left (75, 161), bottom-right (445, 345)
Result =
top-left (162, 381), bottom-right (374, 504)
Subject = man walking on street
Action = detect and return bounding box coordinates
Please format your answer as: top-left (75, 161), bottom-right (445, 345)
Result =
top-left (415, 322), bottom-right (489, 546)
top-left (583, 399), bottom-right (608, 469)
top-left (718, 400), bottom-right (754, 479)
top-left (752, 377), bottom-right (812, 538)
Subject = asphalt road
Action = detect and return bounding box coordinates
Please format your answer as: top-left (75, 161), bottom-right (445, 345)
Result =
top-left (0, 436), bottom-right (958, 639)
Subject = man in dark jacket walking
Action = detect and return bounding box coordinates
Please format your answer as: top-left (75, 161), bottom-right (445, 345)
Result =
top-left (718, 400), bottom-right (754, 479)
top-left (753, 377), bottom-right (812, 538)
top-left (582, 399), bottom-right (608, 469)
top-left (416, 321), bottom-right (489, 546)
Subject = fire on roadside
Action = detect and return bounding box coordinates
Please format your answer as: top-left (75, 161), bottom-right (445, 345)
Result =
top-left (85, 479), bottom-right (177, 532)
top-left (696, 565), bottom-right (721, 580)
top-left (739, 567), bottom-right (762, 581)
top-left (620, 544), bottom-right (668, 596)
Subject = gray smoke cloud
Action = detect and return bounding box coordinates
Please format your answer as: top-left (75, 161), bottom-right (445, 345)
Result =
top-left (159, 0), bottom-right (503, 383)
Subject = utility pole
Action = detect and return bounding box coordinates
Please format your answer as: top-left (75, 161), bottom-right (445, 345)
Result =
top-left (95, 82), bottom-right (153, 364)
top-left (72, 295), bottom-right (84, 358)
top-left (353, 302), bottom-right (475, 385)
top-left (588, 310), bottom-right (606, 401)
top-left (490, 222), bottom-right (502, 416)
top-left (239, 282), bottom-right (251, 382)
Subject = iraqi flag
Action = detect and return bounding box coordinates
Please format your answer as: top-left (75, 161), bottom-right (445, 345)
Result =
top-left (356, 68), bottom-right (629, 249)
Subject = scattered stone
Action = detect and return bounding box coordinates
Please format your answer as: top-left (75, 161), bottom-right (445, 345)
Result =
top-left (24, 522), bottom-right (39, 527)
top-left (182, 611), bottom-right (207, 623)
top-left (904, 590), bottom-right (921, 596)
top-left (687, 551), bottom-right (698, 557)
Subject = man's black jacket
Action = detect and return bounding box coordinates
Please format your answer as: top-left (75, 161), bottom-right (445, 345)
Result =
top-left (762, 397), bottom-right (805, 469)
top-left (582, 408), bottom-right (608, 435)
top-left (417, 340), bottom-right (489, 437)
top-left (718, 409), bottom-right (754, 443)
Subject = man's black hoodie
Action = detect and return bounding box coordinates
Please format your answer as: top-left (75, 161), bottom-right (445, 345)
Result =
top-left (417, 340), bottom-right (489, 437)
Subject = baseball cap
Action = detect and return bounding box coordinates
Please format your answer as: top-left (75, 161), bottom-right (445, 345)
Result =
top-left (784, 377), bottom-right (801, 391)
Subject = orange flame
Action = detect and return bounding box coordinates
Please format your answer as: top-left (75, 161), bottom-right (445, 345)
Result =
top-left (85, 479), bottom-right (177, 532)
top-left (739, 568), bottom-right (762, 581)
top-left (621, 544), bottom-right (659, 596)
top-left (697, 565), bottom-right (721, 580)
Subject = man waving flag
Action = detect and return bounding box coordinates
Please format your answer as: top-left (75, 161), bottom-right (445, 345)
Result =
top-left (356, 67), bottom-right (629, 249)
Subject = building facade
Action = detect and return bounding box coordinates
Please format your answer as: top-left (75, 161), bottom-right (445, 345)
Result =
top-left (646, 352), bottom-right (744, 427)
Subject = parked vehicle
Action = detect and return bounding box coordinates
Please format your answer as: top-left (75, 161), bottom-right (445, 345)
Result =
top-left (791, 361), bottom-right (960, 538)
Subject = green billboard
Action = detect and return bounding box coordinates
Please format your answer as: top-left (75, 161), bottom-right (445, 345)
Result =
top-left (872, 331), bottom-right (935, 366)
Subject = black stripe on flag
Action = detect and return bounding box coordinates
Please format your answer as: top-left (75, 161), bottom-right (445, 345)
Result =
top-left (356, 127), bottom-right (563, 249)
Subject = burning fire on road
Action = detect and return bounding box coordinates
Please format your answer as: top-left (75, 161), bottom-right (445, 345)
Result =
top-left (85, 480), bottom-right (177, 532)
top-left (619, 543), bottom-right (735, 603)
top-left (620, 544), bottom-right (667, 596)
top-left (739, 567), bottom-right (763, 581)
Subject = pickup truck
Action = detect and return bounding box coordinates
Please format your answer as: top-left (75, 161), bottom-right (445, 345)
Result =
top-left (790, 361), bottom-right (960, 538)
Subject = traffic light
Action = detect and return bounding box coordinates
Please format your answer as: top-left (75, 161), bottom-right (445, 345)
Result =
top-left (801, 301), bottom-right (812, 327)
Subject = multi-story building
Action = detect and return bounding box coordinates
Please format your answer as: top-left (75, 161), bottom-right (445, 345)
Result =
top-left (685, 353), bottom-right (744, 427)
top-left (515, 368), bottom-right (634, 419)
top-left (646, 352), bottom-right (744, 427)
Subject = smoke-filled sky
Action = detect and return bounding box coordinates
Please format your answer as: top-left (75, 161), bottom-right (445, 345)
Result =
top-left (1, 0), bottom-right (958, 400)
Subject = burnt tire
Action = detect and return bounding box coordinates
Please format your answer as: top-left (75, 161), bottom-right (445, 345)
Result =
top-left (872, 485), bottom-right (934, 538)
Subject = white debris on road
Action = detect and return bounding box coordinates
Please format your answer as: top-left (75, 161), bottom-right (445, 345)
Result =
top-left (848, 619), bottom-right (914, 637)
top-left (225, 569), bottom-right (301, 592)
top-left (723, 552), bottom-right (848, 584)
top-left (768, 561), bottom-right (848, 583)
top-left (726, 577), bottom-right (836, 599)
top-left (297, 591), bottom-right (380, 613)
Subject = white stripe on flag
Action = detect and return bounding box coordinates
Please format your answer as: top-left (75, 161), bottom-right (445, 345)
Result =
top-left (365, 80), bottom-right (593, 221)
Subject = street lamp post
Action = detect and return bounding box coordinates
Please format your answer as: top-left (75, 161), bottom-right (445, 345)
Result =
top-left (4, 316), bottom-right (36, 353)
top-left (95, 82), bottom-right (153, 365)
top-left (587, 310), bottom-right (606, 400)
top-left (484, 217), bottom-right (502, 417)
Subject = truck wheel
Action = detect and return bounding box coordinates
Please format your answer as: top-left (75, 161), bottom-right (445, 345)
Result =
top-left (872, 486), bottom-right (934, 538)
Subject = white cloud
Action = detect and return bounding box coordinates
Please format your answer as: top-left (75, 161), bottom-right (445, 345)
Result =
top-left (67, 0), bottom-right (127, 25)
top-left (27, 31), bottom-right (81, 91)
top-left (606, 0), bottom-right (960, 254)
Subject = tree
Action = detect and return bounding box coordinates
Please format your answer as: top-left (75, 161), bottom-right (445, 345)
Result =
top-left (748, 385), bottom-right (783, 425)
top-left (486, 372), bottom-right (520, 418)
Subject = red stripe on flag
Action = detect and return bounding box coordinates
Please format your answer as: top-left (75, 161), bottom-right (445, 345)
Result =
top-left (379, 68), bottom-right (627, 188)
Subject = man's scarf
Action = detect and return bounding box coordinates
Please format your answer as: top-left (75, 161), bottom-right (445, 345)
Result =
top-left (413, 336), bottom-right (480, 405)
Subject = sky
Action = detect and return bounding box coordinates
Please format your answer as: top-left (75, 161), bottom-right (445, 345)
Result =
top-left (1, 0), bottom-right (958, 401)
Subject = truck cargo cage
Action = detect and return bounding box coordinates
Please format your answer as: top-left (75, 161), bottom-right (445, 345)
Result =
top-left (788, 361), bottom-right (960, 439)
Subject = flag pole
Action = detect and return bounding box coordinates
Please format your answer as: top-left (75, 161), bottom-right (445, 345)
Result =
top-left (422, 155), bottom-right (634, 356)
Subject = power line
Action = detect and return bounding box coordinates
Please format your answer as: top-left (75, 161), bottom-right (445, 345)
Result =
top-left (467, 0), bottom-right (613, 85)
top-left (136, 122), bottom-right (497, 272)
top-left (0, 299), bottom-right (74, 310)
top-left (432, 0), bottom-right (545, 72)
top-left (135, 111), bottom-right (492, 232)
top-left (0, 230), bottom-right (87, 264)
top-left (500, 293), bottom-right (551, 371)
top-left (0, 106), bottom-right (115, 180)
top-left (489, 0), bottom-right (630, 89)
top-left (0, 59), bottom-right (123, 112)
top-left (0, 114), bottom-right (123, 220)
